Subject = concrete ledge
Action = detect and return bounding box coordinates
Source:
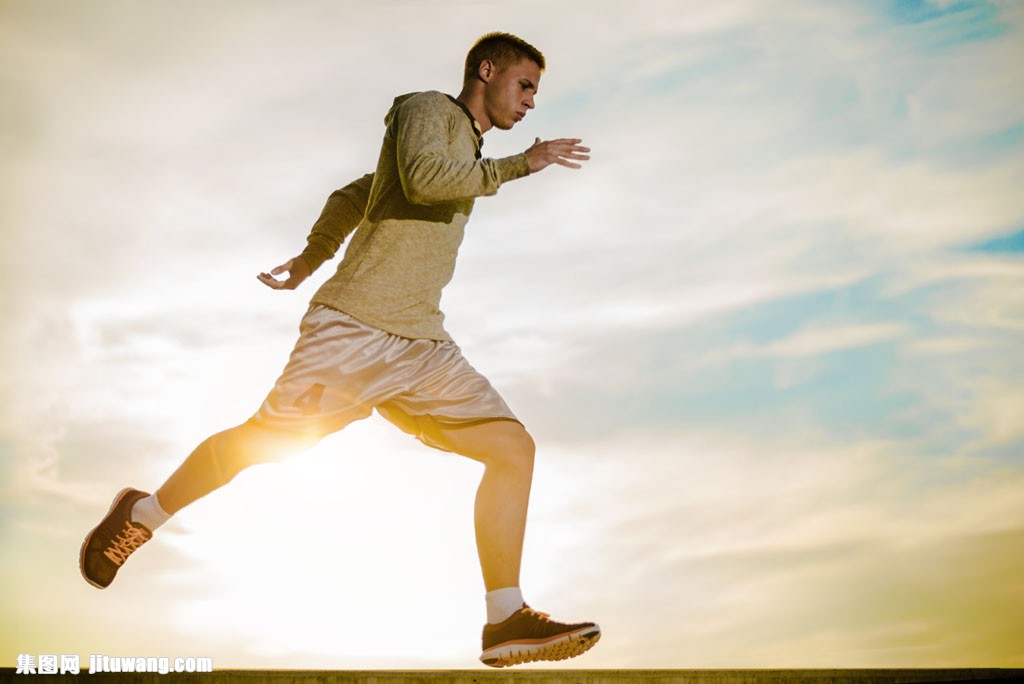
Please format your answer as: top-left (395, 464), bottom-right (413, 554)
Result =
top-left (227, 671), bottom-right (1020, 684)
top-left (3, 669), bottom-right (1021, 684)
top-left (220, 671), bottom-right (1018, 684)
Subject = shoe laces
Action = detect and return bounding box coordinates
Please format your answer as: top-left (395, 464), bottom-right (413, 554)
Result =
top-left (523, 605), bottom-right (552, 621)
top-left (103, 523), bottom-right (150, 566)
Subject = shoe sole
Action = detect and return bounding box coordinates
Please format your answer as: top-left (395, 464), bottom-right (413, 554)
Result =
top-left (79, 487), bottom-right (136, 590)
top-left (480, 624), bottom-right (601, 668)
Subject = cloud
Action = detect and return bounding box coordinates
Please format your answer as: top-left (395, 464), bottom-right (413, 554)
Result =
top-left (528, 429), bottom-right (1024, 666)
top-left (718, 322), bottom-right (910, 359)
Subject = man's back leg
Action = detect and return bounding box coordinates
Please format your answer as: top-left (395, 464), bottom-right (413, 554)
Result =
top-left (80, 419), bottom-right (320, 589)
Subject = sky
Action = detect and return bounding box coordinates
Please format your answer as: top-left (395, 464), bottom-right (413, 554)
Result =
top-left (1, 0), bottom-right (1022, 671)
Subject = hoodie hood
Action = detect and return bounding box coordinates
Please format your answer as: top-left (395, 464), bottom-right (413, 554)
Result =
top-left (384, 92), bottom-right (422, 126)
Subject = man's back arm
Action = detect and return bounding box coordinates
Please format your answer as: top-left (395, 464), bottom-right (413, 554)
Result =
top-left (299, 172), bottom-right (374, 273)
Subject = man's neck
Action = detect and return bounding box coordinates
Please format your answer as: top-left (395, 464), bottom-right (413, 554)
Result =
top-left (456, 86), bottom-right (492, 133)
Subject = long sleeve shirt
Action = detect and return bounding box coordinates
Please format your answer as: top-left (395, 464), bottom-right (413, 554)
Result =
top-left (300, 91), bottom-right (530, 341)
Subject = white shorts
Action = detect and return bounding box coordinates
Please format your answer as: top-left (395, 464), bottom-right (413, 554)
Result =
top-left (252, 304), bottom-right (520, 451)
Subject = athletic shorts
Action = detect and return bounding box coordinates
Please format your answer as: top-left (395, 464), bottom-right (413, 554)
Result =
top-left (252, 304), bottom-right (520, 451)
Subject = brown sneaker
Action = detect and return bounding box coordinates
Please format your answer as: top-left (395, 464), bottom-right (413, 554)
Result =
top-left (79, 488), bottom-right (153, 589)
top-left (480, 604), bottom-right (601, 667)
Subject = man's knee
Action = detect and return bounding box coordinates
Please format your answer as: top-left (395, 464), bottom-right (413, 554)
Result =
top-left (467, 420), bottom-right (536, 470)
top-left (508, 424), bottom-right (536, 462)
top-left (209, 419), bottom-right (321, 483)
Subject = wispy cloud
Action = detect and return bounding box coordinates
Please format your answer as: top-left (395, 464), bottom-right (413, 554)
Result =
top-left (717, 323), bottom-right (910, 359)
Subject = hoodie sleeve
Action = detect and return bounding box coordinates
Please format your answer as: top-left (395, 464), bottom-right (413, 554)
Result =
top-left (298, 173), bottom-right (374, 273)
top-left (395, 94), bottom-right (529, 205)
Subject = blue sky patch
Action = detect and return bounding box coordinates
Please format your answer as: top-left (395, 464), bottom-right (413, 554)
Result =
top-left (965, 228), bottom-right (1024, 253)
top-left (890, 0), bottom-right (971, 24)
top-left (873, 0), bottom-right (1006, 51)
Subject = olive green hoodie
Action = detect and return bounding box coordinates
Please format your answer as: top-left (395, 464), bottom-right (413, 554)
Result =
top-left (299, 91), bottom-right (531, 341)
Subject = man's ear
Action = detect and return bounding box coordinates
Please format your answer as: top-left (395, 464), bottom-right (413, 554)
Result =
top-left (477, 58), bottom-right (495, 83)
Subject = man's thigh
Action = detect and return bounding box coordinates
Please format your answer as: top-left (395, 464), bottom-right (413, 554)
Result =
top-left (374, 338), bottom-right (521, 454)
top-left (254, 305), bottom-right (398, 437)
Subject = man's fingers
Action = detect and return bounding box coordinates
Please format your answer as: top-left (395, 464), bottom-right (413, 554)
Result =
top-left (553, 146), bottom-right (589, 169)
top-left (269, 260), bottom-right (292, 276)
top-left (524, 137), bottom-right (590, 173)
top-left (536, 138), bottom-right (587, 149)
top-left (548, 143), bottom-right (590, 159)
top-left (258, 256), bottom-right (309, 291)
top-left (257, 273), bottom-right (285, 289)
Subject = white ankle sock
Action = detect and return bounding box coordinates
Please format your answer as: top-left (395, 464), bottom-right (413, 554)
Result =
top-left (486, 587), bottom-right (524, 624)
top-left (131, 494), bottom-right (171, 532)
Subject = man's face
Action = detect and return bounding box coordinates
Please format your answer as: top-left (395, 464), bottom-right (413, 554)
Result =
top-left (483, 58), bottom-right (541, 131)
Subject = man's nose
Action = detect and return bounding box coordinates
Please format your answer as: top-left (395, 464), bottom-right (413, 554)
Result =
top-left (525, 94), bottom-right (535, 110)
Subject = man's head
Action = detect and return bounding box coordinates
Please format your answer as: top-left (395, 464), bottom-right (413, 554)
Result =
top-left (462, 32), bottom-right (545, 131)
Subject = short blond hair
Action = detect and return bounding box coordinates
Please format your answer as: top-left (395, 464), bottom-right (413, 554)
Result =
top-left (463, 32), bottom-right (546, 84)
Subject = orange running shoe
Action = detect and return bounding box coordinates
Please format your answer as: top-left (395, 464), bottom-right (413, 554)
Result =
top-left (480, 604), bottom-right (601, 667)
top-left (80, 488), bottom-right (152, 589)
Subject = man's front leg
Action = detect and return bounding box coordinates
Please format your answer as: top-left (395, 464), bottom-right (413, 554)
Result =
top-left (427, 418), bottom-right (601, 668)
top-left (429, 419), bottom-right (535, 591)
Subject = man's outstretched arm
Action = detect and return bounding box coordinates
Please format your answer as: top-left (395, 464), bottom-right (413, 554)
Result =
top-left (258, 172), bottom-right (373, 290)
top-left (396, 94), bottom-right (589, 205)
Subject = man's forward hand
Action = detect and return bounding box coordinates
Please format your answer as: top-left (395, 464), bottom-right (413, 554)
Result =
top-left (257, 256), bottom-right (311, 290)
top-left (525, 138), bottom-right (590, 173)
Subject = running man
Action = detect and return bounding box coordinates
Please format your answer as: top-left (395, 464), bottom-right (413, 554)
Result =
top-left (80, 32), bottom-right (599, 668)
